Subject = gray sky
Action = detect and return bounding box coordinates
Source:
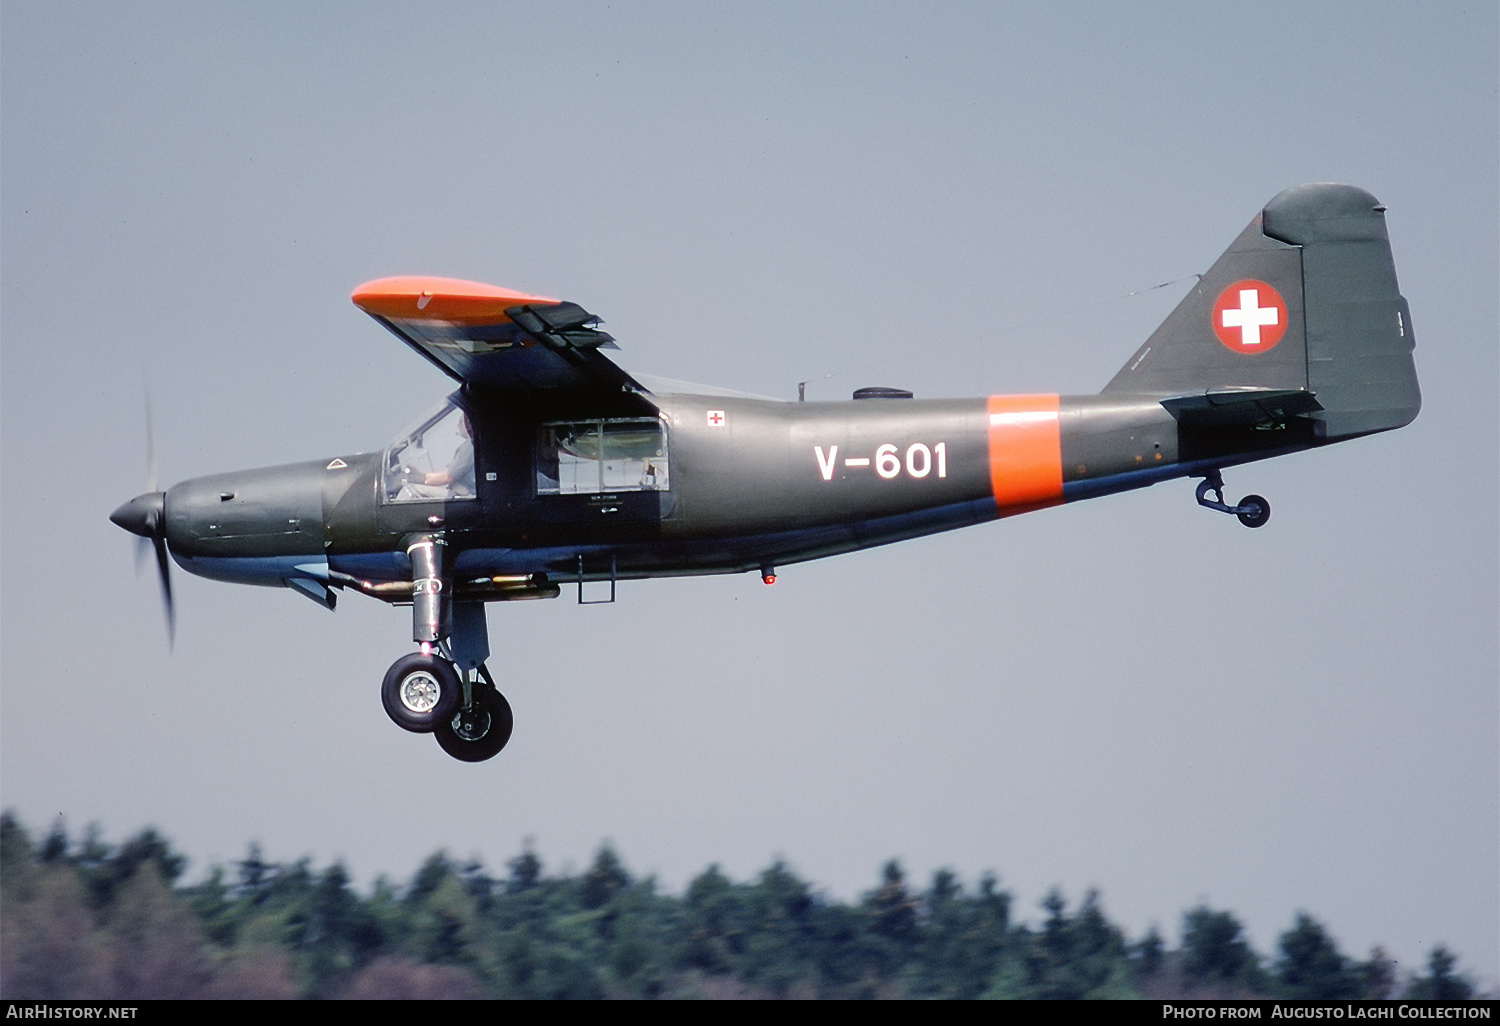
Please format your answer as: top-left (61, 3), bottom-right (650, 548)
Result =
top-left (3, 1), bottom-right (1496, 986)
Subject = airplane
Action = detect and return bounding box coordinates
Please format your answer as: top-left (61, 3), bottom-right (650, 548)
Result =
top-left (110, 183), bottom-right (1420, 762)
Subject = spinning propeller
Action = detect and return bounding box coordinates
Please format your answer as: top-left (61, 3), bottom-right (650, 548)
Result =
top-left (110, 403), bottom-right (175, 646)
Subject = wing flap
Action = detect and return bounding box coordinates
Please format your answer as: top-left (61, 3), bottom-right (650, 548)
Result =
top-left (352, 277), bottom-right (645, 392)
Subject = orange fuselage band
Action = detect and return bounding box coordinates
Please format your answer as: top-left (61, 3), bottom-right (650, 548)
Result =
top-left (987, 394), bottom-right (1064, 514)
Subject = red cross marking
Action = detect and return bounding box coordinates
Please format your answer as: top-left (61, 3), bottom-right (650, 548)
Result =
top-left (1212, 280), bottom-right (1288, 353)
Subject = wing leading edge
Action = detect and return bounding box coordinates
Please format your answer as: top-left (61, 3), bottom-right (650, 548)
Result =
top-left (352, 276), bottom-right (647, 393)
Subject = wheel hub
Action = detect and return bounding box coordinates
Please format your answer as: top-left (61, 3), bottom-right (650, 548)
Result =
top-left (399, 671), bottom-right (443, 714)
top-left (454, 705), bottom-right (492, 741)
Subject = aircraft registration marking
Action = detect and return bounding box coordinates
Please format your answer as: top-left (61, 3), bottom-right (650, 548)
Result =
top-left (814, 443), bottom-right (948, 481)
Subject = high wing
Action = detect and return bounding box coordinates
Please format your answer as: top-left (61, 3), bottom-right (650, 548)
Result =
top-left (352, 276), bottom-right (647, 393)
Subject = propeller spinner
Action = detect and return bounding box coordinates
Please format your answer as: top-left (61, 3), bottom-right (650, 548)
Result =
top-left (111, 490), bottom-right (175, 646)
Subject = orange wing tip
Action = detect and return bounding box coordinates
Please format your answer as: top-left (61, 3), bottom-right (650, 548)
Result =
top-left (351, 276), bottom-right (560, 323)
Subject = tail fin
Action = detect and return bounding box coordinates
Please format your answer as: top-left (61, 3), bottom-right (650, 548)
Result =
top-left (1104, 183), bottom-right (1419, 441)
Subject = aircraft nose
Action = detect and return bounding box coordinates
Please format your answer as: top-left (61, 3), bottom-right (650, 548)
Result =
top-left (110, 491), bottom-right (165, 538)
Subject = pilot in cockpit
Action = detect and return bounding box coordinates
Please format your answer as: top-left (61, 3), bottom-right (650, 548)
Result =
top-left (417, 412), bottom-right (474, 495)
top-left (391, 407), bottom-right (476, 502)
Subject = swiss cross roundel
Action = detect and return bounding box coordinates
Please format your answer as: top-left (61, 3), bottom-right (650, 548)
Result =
top-left (1212, 280), bottom-right (1287, 354)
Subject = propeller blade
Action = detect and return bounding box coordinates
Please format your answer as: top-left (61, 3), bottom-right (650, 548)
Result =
top-left (115, 394), bottom-right (174, 648)
top-left (153, 533), bottom-right (176, 648)
top-left (145, 396), bottom-right (158, 494)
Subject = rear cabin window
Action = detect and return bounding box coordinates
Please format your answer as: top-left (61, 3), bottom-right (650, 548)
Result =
top-left (536, 418), bottom-right (669, 495)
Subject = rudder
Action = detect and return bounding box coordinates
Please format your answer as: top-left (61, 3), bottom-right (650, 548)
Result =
top-left (1262, 183), bottom-right (1419, 440)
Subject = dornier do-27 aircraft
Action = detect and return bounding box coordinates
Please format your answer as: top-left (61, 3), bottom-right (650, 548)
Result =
top-left (111, 184), bottom-right (1419, 762)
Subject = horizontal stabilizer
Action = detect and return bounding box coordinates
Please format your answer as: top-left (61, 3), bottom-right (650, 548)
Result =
top-left (1160, 388), bottom-right (1323, 428)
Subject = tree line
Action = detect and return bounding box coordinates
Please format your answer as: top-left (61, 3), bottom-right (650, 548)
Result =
top-left (0, 812), bottom-right (1479, 1000)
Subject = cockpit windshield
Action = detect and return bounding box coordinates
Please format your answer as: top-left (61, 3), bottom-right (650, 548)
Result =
top-left (382, 397), bottom-right (477, 503)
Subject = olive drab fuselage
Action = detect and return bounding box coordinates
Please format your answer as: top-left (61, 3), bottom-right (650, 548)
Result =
top-left (164, 387), bottom-right (1309, 596)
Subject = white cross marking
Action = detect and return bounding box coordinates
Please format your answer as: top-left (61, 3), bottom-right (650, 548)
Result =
top-left (1221, 288), bottom-right (1278, 346)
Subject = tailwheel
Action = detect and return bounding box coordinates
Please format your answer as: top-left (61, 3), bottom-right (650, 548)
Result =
top-left (1195, 471), bottom-right (1271, 529)
top-left (1235, 494), bottom-right (1270, 529)
top-left (382, 652), bottom-right (462, 733)
top-left (435, 678), bottom-right (514, 763)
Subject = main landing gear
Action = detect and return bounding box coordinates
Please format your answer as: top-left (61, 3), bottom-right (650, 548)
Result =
top-left (1195, 469), bottom-right (1270, 528)
top-left (379, 533), bottom-right (514, 763)
top-left (381, 650), bottom-right (514, 762)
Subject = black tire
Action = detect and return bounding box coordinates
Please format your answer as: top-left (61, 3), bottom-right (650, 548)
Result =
top-left (435, 685), bottom-right (514, 763)
top-left (381, 653), bottom-right (462, 733)
top-left (1236, 494), bottom-right (1270, 528)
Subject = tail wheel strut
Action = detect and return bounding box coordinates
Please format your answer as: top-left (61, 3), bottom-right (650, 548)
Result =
top-left (1195, 470), bottom-right (1271, 529)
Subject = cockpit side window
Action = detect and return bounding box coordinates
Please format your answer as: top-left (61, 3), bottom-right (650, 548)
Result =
top-left (536, 417), bottom-right (669, 495)
top-left (383, 400), bottom-right (477, 503)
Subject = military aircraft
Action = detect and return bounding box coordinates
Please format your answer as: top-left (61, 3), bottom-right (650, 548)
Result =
top-left (111, 183), bottom-right (1419, 762)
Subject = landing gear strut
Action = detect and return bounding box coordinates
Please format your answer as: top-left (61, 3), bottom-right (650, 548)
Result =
top-left (1195, 470), bottom-right (1270, 529)
top-left (378, 533), bottom-right (515, 762)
